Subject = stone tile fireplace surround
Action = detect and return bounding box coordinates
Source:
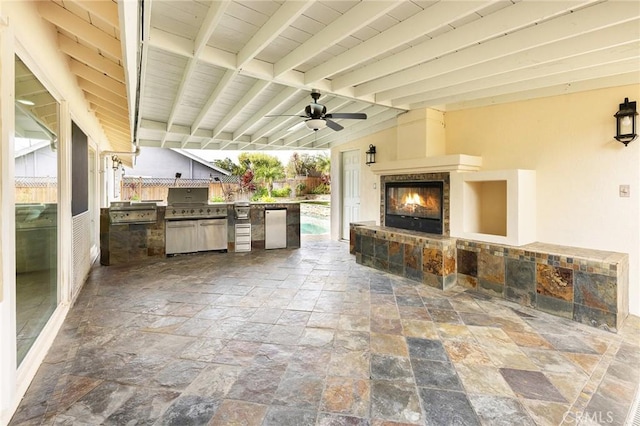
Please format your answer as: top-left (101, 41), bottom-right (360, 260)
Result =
top-left (352, 171), bottom-right (628, 332)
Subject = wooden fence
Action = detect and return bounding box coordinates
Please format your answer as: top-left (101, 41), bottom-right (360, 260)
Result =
top-left (120, 176), bottom-right (326, 202)
top-left (15, 177), bottom-right (57, 203)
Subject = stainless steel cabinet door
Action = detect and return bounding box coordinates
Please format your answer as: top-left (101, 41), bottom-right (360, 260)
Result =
top-left (165, 220), bottom-right (198, 254)
top-left (265, 209), bottom-right (287, 249)
top-left (198, 219), bottom-right (228, 251)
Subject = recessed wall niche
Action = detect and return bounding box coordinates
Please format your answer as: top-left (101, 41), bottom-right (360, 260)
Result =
top-left (450, 169), bottom-right (536, 246)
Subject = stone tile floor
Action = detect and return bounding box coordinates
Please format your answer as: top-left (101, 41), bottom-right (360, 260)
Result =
top-left (10, 237), bottom-right (640, 425)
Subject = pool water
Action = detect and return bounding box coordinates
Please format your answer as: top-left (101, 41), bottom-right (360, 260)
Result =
top-left (301, 215), bottom-right (330, 235)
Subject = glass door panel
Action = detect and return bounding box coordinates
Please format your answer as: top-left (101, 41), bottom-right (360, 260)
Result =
top-left (14, 55), bottom-right (59, 365)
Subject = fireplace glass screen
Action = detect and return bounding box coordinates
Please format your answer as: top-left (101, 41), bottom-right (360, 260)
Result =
top-left (386, 184), bottom-right (442, 219)
top-left (385, 181), bottom-right (443, 234)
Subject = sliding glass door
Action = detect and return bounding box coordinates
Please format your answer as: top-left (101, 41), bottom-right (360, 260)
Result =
top-left (14, 55), bottom-right (59, 365)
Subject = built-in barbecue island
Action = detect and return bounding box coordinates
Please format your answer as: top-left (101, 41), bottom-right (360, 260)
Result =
top-left (100, 189), bottom-right (300, 266)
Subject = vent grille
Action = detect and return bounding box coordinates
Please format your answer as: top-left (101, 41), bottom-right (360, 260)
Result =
top-left (72, 212), bottom-right (92, 300)
top-left (631, 386), bottom-right (640, 426)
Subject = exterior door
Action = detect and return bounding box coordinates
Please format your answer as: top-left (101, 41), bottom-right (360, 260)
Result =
top-left (341, 150), bottom-right (360, 240)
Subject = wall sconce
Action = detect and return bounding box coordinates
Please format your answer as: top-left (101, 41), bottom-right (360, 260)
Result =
top-left (111, 155), bottom-right (124, 172)
top-left (614, 97), bottom-right (637, 146)
top-left (366, 144), bottom-right (376, 165)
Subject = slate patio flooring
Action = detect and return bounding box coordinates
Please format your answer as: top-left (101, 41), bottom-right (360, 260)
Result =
top-left (9, 237), bottom-right (640, 425)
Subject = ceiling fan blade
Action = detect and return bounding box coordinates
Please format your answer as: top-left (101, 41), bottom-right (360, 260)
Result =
top-left (265, 114), bottom-right (308, 118)
top-left (325, 112), bottom-right (367, 120)
top-left (325, 118), bottom-right (344, 131)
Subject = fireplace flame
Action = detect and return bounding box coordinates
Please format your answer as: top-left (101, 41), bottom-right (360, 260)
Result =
top-left (402, 192), bottom-right (425, 206)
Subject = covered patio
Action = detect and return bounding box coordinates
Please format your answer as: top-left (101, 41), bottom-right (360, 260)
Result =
top-left (10, 237), bottom-right (640, 425)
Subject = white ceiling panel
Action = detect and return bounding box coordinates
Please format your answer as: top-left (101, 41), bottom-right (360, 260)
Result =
top-left (129, 0), bottom-right (640, 151)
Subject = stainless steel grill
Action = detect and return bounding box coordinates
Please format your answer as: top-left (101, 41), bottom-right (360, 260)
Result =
top-left (165, 187), bottom-right (227, 220)
top-left (109, 201), bottom-right (157, 224)
top-left (165, 187), bottom-right (228, 255)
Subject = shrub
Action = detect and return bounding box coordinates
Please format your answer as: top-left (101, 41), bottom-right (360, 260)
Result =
top-left (296, 183), bottom-right (307, 195)
top-left (210, 196), bottom-right (225, 202)
top-left (251, 186), bottom-right (268, 201)
top-left (272, 186), bottom-right (291, 198)
top-left (311, 183), bottom-right (330, 194)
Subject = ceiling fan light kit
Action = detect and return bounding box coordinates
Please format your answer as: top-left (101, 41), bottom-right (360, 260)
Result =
top-left (306, 118), bottom-right (327, 131)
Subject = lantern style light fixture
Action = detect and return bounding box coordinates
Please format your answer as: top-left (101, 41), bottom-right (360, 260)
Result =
top-left (614, 97), bottom-right (638, 146)
top-left (111, 155), bottom-right (122, 170)
top-left (365, 144), bottom-right (376, 165)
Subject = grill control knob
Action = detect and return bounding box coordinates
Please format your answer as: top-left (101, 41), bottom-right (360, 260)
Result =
top-left (199, 209), bottom-right (203, 213)
top-left (172, 210), bottom-right (176, 214)
top-left (182, 210), bottom-right (186, 214)
top-left (190, 209), bottom-right (194, 213)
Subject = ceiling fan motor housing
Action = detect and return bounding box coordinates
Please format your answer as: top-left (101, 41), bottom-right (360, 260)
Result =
top-left (305, 103), bottom-right (326, 119)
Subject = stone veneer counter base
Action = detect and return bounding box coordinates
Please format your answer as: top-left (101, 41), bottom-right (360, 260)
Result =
top-left (351, 224), bottom-right (628, 332)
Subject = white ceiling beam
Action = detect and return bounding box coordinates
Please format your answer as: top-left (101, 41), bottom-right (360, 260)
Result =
top-left (195, 1), bottom-right (230, 57)
top-left (232, 86), bottom-right (299, 142)
top-left (159, 1), bottom-right (230, 148)
top-left (237, 1), bottom-right (313, 69)
top-left (334, 0), bottom-right (593, 92)
top-left (384, 21), bottom-right (640, 105)
top-left (204, 79), bottom-right (271, 149)
top-left (372, 3), bottom-right (640, 101)
top-left (74, 0), bottom-right (120, 29)
top-left (135, 0), bottom-right (153, 146)
top-left (304, 0), bottom-right (496, 85)
top-left (249, 96), bottom-right (311, 143)
top-left (146, 28), bottom-right (368, 108)
top-left (190, 69), bottom-right (238, 136)
top-left (58, 34), bottom-right (125, 83)
top-left (312, 108), bottom-right (400, 149)
top-left (422, 72), bottom-right (640, 112)
top-left (273, 1), bottom-right (398, 77)
top-left (38, 1), bottom-right (122, 59)
top-left (139, 119), bottom-right (214, 139)
top-left (69, 58), bottom-right (127, 97)
top-left (406, 59), bottom-right (640, 111)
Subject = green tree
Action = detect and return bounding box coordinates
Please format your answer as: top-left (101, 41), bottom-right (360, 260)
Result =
top-left (315, 153), bottom-right (330, 175)
top-left (212, 157), bottom-right (242, 175)
top-left (238, 153), bottom-right (285, 197)
top-left (254, 163), bottom-right (285, 198)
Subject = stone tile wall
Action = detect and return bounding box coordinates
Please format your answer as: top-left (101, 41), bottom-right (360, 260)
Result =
top-left (456, 240), bottom-right (628, 332)
top-left (100, 207), bottom-right (166, 265)
top-left (353, 225), bottom-right (457, 291)
top-left (101, 203), bottom-right (301, 265)
top-left (352, 224), bottom-right (628, 332)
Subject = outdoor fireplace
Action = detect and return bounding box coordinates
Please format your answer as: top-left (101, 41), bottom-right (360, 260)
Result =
top-left (385, 181), bottom-right (444, 234)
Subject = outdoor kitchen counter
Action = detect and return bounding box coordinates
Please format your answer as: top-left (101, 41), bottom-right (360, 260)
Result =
top-left (100, 202), bottom-right (300, 265)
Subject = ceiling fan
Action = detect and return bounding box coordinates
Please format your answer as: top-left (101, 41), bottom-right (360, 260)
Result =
top-left (269, 89), bottom-right (367, 132)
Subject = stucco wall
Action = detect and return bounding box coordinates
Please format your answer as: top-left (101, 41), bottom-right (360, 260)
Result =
top-left (447, 84), bottom-right (640, 316)
top-left (331, 84), bottom-right (639, 316)
top-left (330, 127), bottom-right (397, 240)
